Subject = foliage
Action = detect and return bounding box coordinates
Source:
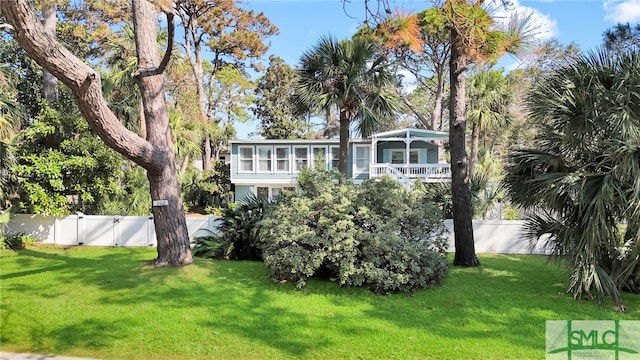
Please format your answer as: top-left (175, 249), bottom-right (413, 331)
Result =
top-left (603, 23), bottom-right (640, 53)
top-left (169, 106), bottom-right (202, 173)
top-left (12, 103), bottom-right (125, 216)
top-left (0, 140), bottom-right (17, 209)
top-left (174, 0), bottom-right (277, 171)
top-left (180, 162), bottom-right (232, 213)
top-left (0, 63), bottom-right (25, 141)
top-left (254, 55), bottom-right (309, 139)
top-left (192, 194), bottom-right (268, 261)
top-left (97, 166), bottom-right (151, 216)
top-left (1, 232), bottom-right (36, 250)
top-left (261, 168), bottom-right (448, 293)
top-left (420, 155), bottom-right (504, 220)
top-left (466, 69), bottom-right (513, 175)
top-left (0, 39), bottom-right (42, 120)
top-left (503, 48), bottom-right (640, 309)
top-left (357, 8), bottom-right (451, 130)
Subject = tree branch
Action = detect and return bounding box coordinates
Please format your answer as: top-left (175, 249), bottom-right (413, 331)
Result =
top-left (0, 0), bottom-right (164, 173)
top-left (134, 7), bottom-right (174, 78)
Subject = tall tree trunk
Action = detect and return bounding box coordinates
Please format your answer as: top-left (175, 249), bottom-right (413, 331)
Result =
top-left (132, 0), bottom-right (192, 266)
top-left (469, 122), bottom-right (480, 178)
top-left (41, 1), bottom-right (58, 104)
top-left (432, 66), bottom-right (446, 130)
top-left (181, 16), bottom-right (211, 171)
top-left (0, 0), bottom-right (193, 266)
top-left (338, 109), bottom-right (350, 182)
top-left (449, 30), bottom-right (479, 267)
top-left (203, 133), bottom-right (212, 171)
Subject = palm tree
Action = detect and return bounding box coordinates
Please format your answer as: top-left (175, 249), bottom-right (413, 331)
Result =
top-left (0, 65), bottom-right (22, 209)
top-left (0, 64), bottom-right (23, 141)
top-left (466, 69), bottom-right (512, 176)
top-left (443, 1), bottom-right (534, 266)
top-left (503, 48), bottom-right (640, 309)
top-left (168, 107), bottom-right (202, 174)
top-left (296, 35), bottom-right (401, 178)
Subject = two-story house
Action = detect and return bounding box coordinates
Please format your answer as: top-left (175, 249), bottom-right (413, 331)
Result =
top-left (229, 128), bottom-right (451, 201)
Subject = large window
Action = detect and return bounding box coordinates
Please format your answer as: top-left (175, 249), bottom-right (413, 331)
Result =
top-left (257, 146), bottom-right (272, 173)
top-left (311, 147), bottom-right (326, 169)
top-left (275, 147), bottom-right (290, 173)
top-left (238, 146), bottom-right (253, 173)
top-left (256, 186), bottom-right (285, 202)
top-left (330, 146), bottom-right (340, 169)
top-left (354, 145), bottom-right (370, 173)
top-left (294, 146), bottom-right (308, 171)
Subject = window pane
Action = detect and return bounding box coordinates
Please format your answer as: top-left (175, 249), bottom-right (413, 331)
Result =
top-left (272, 187), bottom-right (281, 199)
top-left (239, 147), bottom-right (253, 172)
top-left (410, 151), bottom-right (419, 164)
top-left (240, 147), bottom-right (253, 159)
top-left (276, 147), bottom-right (289, 172)
top-left (330, 147), bottom-right (340, 169)
top-left (294, 147), bottom-right (308, 171)
top-left (257, 147), bottom-right (272, 172)
top-left (354, 146), bottom-right (370, 172)
top-left (240, 160), bottom-right (253, 171)
top-left (312, 147), bottom-right (326, 168)
top-left (391, 151), bottom-right (404, 164)
top-left (257, 187), bottom-right (268, 202)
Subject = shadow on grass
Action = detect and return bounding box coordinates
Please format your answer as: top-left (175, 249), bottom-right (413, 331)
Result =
top-left (2, 248), bottom-right (638, 359)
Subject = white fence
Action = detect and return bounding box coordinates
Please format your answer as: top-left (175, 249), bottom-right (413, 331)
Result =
top-left (443, 220), bottom-right (549, 255)
top-left (4, 215), bottom-right (549, 255)
top-left (4, 214), bottom-right (218, 247)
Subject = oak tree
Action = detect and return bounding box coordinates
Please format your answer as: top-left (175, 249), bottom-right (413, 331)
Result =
top-left (1, 0), bottom-right (193, 266)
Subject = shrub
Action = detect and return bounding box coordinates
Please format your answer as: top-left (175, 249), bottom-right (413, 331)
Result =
top-left (192, 195), bottom-right (267, 261)
top-left (1, 232), bottom-right (37, 250)
top-left (261, 169), bottom-right (448, 294)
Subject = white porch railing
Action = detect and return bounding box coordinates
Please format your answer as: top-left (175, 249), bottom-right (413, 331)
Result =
top-left (370, 163), bottom-right (451, 183)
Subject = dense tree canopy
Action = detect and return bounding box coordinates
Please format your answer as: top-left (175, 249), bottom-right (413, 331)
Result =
top-left (254, 55), bottom-right (309, 139)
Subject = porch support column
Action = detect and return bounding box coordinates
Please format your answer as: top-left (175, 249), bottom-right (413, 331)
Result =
top-left (371, 137), bottom-right (376, 164)
top-left (405, 137), bottom-right (410, 164)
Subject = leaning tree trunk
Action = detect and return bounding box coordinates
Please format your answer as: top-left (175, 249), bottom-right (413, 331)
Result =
top-left (449, 29), bottom-right (479, 267)
top-left (41, 0), bottom-right (58, 104)
top-left (338, 109), bottom-right (350, 183)
top-left (1, 0), bottom-right (193, 266)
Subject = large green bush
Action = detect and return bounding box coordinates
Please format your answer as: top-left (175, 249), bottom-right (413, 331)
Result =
top-left (261, 169), bottom-right (448, 294)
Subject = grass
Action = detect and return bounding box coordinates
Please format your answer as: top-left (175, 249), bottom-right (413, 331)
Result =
top-left (1, 246), bottom-right (639, 360)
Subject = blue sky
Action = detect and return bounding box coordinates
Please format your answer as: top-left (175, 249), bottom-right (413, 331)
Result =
top-left (234, 0), bottom-right (640, 137)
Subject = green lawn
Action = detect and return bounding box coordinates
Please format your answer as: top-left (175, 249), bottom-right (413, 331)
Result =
top-left (1, 246), bottom-right (639, 359)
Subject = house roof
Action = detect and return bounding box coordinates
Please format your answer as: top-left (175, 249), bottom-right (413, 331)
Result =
top-left (230, 128), bottom-right (449, 145)
top-left (371, 128), bottom-right (449, 140)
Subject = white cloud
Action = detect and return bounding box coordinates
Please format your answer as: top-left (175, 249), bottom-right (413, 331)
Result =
top-left (397, 69), bottom-right (417, 94)
top-left (604, 0), bottom-right (640, 23)
top-left (490, 0), bottom-right (558, 42)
